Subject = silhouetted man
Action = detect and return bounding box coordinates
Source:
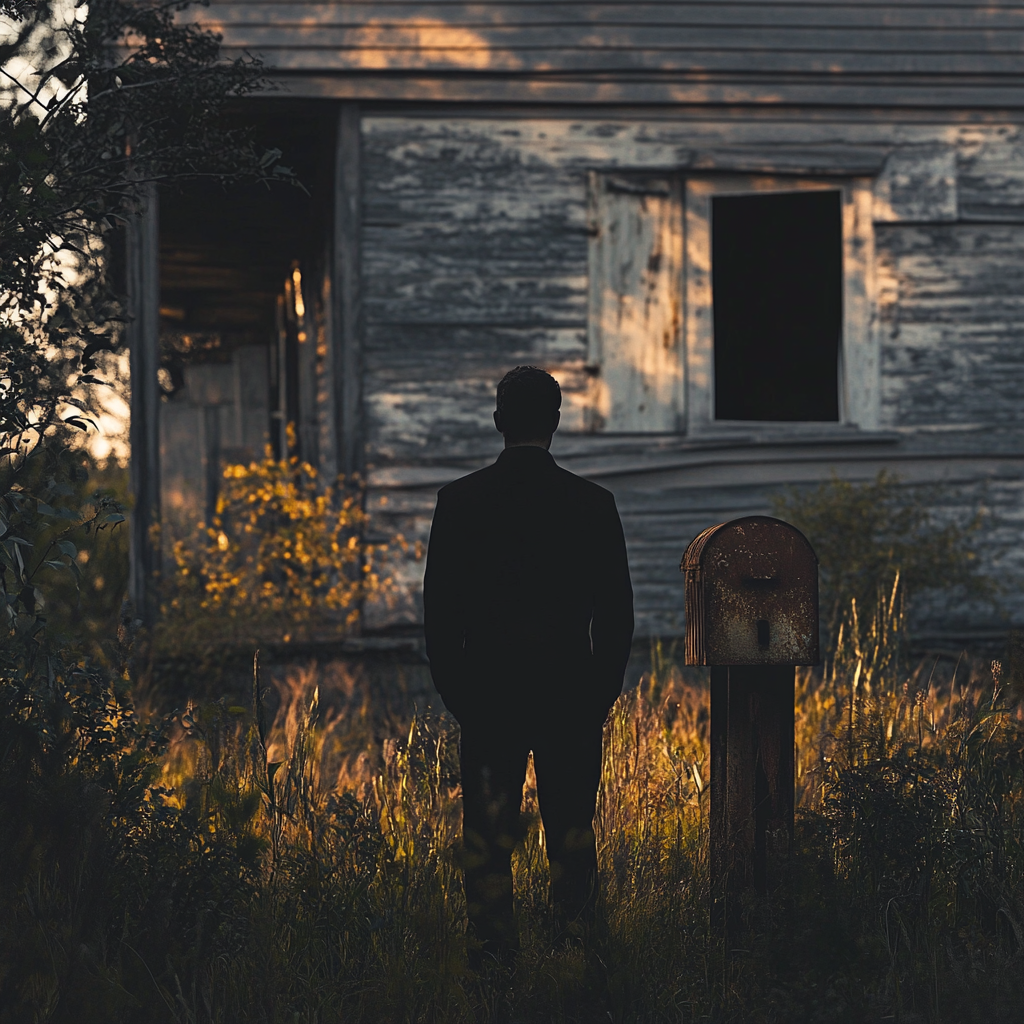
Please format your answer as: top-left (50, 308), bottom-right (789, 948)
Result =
top-left (423, 366), bottom-right (634, 954)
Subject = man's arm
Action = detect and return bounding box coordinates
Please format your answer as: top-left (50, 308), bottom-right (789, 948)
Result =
top-left (423, 488), bottom-right (469, 720)
top-left (591, 491), bottom-right (634, 712)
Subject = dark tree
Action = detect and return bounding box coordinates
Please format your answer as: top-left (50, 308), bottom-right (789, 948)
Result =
top-left (0, 0), bottom-right (290, 631)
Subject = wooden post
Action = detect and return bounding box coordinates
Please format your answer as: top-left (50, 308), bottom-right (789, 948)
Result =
top-left (202, 405), bottom-right (221, 527)
top-left (297, 273), bottom-right (319, 467)
top-left (127, 185), bottom-right (161, 628)
top-left (710, 665), bottom-right (795, 934)
top-left (273, 293), bottom-right (289, 460)
top-left (317, 250), bottom-right (337, 481)
top-left (333, 102), bottom-right (363, 480)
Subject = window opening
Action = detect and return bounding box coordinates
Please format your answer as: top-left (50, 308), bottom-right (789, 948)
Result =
top-left (711, 190), bottom-right (842, 422)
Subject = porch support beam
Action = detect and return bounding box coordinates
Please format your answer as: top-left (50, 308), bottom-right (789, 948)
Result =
top-left (333, 101), bottom-right (364, 480)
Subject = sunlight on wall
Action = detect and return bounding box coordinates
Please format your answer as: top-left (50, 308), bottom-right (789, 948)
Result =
top-left (339, 21), bottom-right (517, 71)
top-left (203, 15), bottom-right (510, 72)
top-left (75, 349), bottom-right (131, 466)
top-left (0, 0), bottom-right (82, 114)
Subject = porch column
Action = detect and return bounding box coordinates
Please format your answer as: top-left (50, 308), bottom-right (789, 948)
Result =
top-left (333, 101), bottom-right (364, 480)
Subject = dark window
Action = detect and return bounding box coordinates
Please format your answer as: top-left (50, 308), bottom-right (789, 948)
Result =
top-left (711, 190), bottom-right (842, 421)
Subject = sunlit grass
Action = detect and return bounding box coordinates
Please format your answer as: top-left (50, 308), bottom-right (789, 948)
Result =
top-left (143, 585), bottom-right (1024, 1022)
top-left (4, 572), bottom-right (1019, 1021)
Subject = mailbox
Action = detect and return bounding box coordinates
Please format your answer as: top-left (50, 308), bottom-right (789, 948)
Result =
top-left (681, 515), bottom-right (819, 667)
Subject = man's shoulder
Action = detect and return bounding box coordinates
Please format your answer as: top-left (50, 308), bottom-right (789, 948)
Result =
top-left (435, 455), bottom-right (617, 511)
top-left (552, 463), bottom-right (616, 505)
top-left (436, 463), bottom-right (499, 504)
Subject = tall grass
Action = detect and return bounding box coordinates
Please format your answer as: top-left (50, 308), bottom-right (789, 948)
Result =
top-left (3, 587), bottom-right (1023, 1022)
top-left (144, 588), bottom-right (1023, 1022)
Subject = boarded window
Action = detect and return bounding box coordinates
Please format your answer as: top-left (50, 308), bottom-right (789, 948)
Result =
top-left (711, 190), bottom-right (842, 422)
top-left (587, 173), bottom-right (684, 432)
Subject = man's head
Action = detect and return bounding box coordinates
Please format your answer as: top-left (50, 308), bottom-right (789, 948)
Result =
top-left (493, 366), bottom-right (561, 447)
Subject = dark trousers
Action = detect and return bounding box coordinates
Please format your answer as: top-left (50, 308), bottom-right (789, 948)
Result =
top-left (459, 717), bottom-right (604, 947)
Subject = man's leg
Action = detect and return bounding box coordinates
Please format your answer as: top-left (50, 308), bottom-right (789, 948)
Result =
top-left (532, 723), bottom-right (604, 929)
top-left (458, 724), bottom-right (530, 953)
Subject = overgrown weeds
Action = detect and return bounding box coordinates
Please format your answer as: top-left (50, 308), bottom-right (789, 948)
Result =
top-left (2, 583), bottom-right (1023, 1021)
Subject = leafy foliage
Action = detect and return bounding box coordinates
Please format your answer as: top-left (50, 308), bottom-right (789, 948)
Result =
top-left (0, 448), bottom-right (126, 657)
top-left (32, 459), bottom-right (130, 649)
top-left (155, 449), bottom-right (415, 695)
top-left (772, 470), bottom-right (990, 640)
top-left (1, 0), bottom-right (288, 447)
top-left (0, 0), bottom-right (291, 642)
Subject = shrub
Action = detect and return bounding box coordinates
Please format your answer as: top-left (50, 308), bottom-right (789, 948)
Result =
top-left (772, 470), bottom-right (991, 640)
top-left (155, 448), bottom-right (415, 695)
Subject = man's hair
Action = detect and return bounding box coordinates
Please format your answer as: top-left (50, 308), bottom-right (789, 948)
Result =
top-left (496, 366), bottom-right (561, 441)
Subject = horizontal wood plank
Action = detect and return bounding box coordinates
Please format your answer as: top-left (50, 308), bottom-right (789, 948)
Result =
top-left (201, 3), bottom-right (1024, 31)
top-left (364, 324), bottom-right (585, 357)
top-left (362, 115), bottom-right (947, 160)
top-left (877, 222), bottom-right (1024, 431)
top-left (959, 130), bottom-right (1024, 219)
top-left (221, 41), bottom-right (1024, 76)
top-left (196, 1), bottom-right (1024, 8)
top-left (263, 71), bottom-right (1024, 107)
top-left (208, 23), bottom-right (1024, 55)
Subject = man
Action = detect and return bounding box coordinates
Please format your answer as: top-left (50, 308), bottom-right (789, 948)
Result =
top-left (423, 365), bottom-right (634, 954)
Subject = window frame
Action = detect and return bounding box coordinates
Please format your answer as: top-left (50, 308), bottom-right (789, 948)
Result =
top-left (684, 174), bottom-right (878, 435)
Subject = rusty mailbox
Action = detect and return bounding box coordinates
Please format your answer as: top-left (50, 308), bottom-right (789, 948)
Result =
top-left (682, 515), bottom-right (819, 667)
top-left (681, 516), bottom-right (820, 930)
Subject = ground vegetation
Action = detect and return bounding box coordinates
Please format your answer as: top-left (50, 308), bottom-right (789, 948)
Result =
top-left (773, 471), bottom-right (991, 642)
top-left (7, 581), bottom-right (1024, 1022)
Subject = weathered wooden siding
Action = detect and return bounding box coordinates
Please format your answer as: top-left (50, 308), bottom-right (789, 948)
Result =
top-left (362, 121), bottom-right (590, 461)
top-left (195, 2), bottom-right (1024, 106)
top-left (159, 352), bottom-right (271, 537)
top-left (361, 115), bottom-right (1024, 638)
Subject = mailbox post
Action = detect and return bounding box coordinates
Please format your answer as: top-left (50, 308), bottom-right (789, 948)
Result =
top-left (681, 516), bottom-right (819, 927)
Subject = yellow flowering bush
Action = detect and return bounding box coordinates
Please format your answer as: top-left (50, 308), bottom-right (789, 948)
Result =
top-left (160, 448), bottom-right (407, 655)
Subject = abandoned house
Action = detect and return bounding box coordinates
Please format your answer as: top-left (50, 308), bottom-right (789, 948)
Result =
top-left (127, 1), bottom-right (1024, 648)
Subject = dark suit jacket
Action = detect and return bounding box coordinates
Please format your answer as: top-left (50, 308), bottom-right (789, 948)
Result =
top-left (423, 445), bottom-right (634, 727)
